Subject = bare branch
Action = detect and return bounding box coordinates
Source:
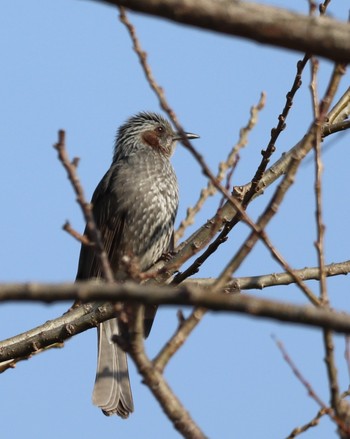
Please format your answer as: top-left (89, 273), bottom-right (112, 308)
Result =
top-left (327, 87), bottom-right (350, 125)
top-left (0, 302), bottom-right (115, 363)
top-left (175, 92), bottom-right (266, 242)
top-left (3, 282), bottom-right (350, 363)
top-left (213, 151), bottom-right (320, 304)
top-left (286, 407), bottom-right (328, 438)
top-left (285, 388), bottom-right (350, 438)
top-left (190, 260), bottom-right (350, 292)
top-left (63, 221), bottom-right (92, 246)
top-left (98, 0), bottom-right (350, 63)
top-left (54, 131), bottom-right (114, 282)
top-left (274, 336), bottom-right (350, 435)
top-left (2, 259), bottom-right (349, 300)
top-left (322, 119), bottom-right (350, 136)
top-left (125, 306), bottom-right (207, 438)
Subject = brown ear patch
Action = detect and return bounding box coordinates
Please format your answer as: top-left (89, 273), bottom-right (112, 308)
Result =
top-left (142, 130), bottom-right (160, 149)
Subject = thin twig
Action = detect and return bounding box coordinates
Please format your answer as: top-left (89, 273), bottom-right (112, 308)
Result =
top-left (310, 58), bottom-right (319, 119)
top-left (285, 388), bottom-right (350, 439)
top-left (53, 131), bottom-right (114, 282)
top-left (242, 0), bottom-right (332, 208)
top-left (310, 57), bottom-right (342, 418)
top-left (242, 54), bottom-right (308, 205)
top-left (175, 92), bottom-right (266, 242)
top-left (212, 154), bottom-right (318, 303)
top-left (273, 335), bottom-right (350, 435)
top-left (63, 221), bottom-right (92, 246)
top-left (285, 407), bottom-right (327, 438)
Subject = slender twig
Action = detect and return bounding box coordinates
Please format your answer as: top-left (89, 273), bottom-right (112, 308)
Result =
top-left (285, 388), bottom-right (350, 439)
top-left (273, 335), bottom-right (350, 435)
top-left (285, 407), bottom-right (327, 438)
top-left (346, 337), bottom-right (350, 380)
top-left (175, 92), bottom-right (266, 242)
top-left (310, 58), bottom-right (319, 118)
top-left (131, 342), bottom-right (207, 438)
top-left (323, 330), bottom-right (341, 414)
top-left (54, 131), bottom-right (114, 282)
top-left (153, 306), bottom-right (206, 372)
top-left (243, 53), bottom-right (308, 205)
top-left (63, 221), bottom-right (92, 246)
top-left (212, 155), bottom-right (318, 304)
top-left (310, 58), bottom-right (342, 418)
top-left (242, 0), bottom-right (331, 207)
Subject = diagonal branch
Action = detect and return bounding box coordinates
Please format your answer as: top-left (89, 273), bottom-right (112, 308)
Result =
top-left (54, 131), bottom-right (114, 282)
top-left (125, 307), bottom-right (207, 439)
top-left (175, 92), bottom-right (266, 242)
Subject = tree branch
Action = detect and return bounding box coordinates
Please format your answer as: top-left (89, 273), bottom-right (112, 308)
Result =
top-left (3, 282), bottom-right (350, 365)
top-left (190, 260), bottom-right (350, 292)
top-left (2, 257), bottom-right (349, 306)
top-left (126, 306), bottom-right (207, 438)
top-left (97, 0), bottom-right (350, 63)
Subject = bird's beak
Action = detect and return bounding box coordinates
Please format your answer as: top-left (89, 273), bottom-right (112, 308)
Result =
top-left (173, 132), bottom-right (200, 141)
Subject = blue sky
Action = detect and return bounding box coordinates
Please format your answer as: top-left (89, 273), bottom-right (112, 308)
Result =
top-left (1, 1), bottom-right (350, 438)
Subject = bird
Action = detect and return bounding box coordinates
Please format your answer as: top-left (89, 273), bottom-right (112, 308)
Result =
top-left (75, 111), bottom-right (199, 418)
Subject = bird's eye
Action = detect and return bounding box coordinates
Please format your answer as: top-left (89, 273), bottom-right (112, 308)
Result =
top-left (156, 126), bottom-right (164, 133)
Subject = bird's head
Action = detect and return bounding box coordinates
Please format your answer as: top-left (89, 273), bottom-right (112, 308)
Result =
top-left (114, 112), bottom-right (199, 160)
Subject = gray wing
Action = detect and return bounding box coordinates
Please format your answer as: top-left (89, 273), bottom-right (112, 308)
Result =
top-left (76, 168), bottom-right (134, 417)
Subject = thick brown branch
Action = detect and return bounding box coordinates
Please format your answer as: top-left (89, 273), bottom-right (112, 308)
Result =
top-left (0, 302), bottom-right (116, 363)
top-left (98, 0), bottom-right (350, 62)
top-left (3, 282), bottom-right (350, 365)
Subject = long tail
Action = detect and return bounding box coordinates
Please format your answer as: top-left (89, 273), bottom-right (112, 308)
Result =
top-left (92, 319), bottom-right (134, 418)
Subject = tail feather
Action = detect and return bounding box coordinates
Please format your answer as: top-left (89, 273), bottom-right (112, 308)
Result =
top-left (92, 320), bottom-right (134, 418)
